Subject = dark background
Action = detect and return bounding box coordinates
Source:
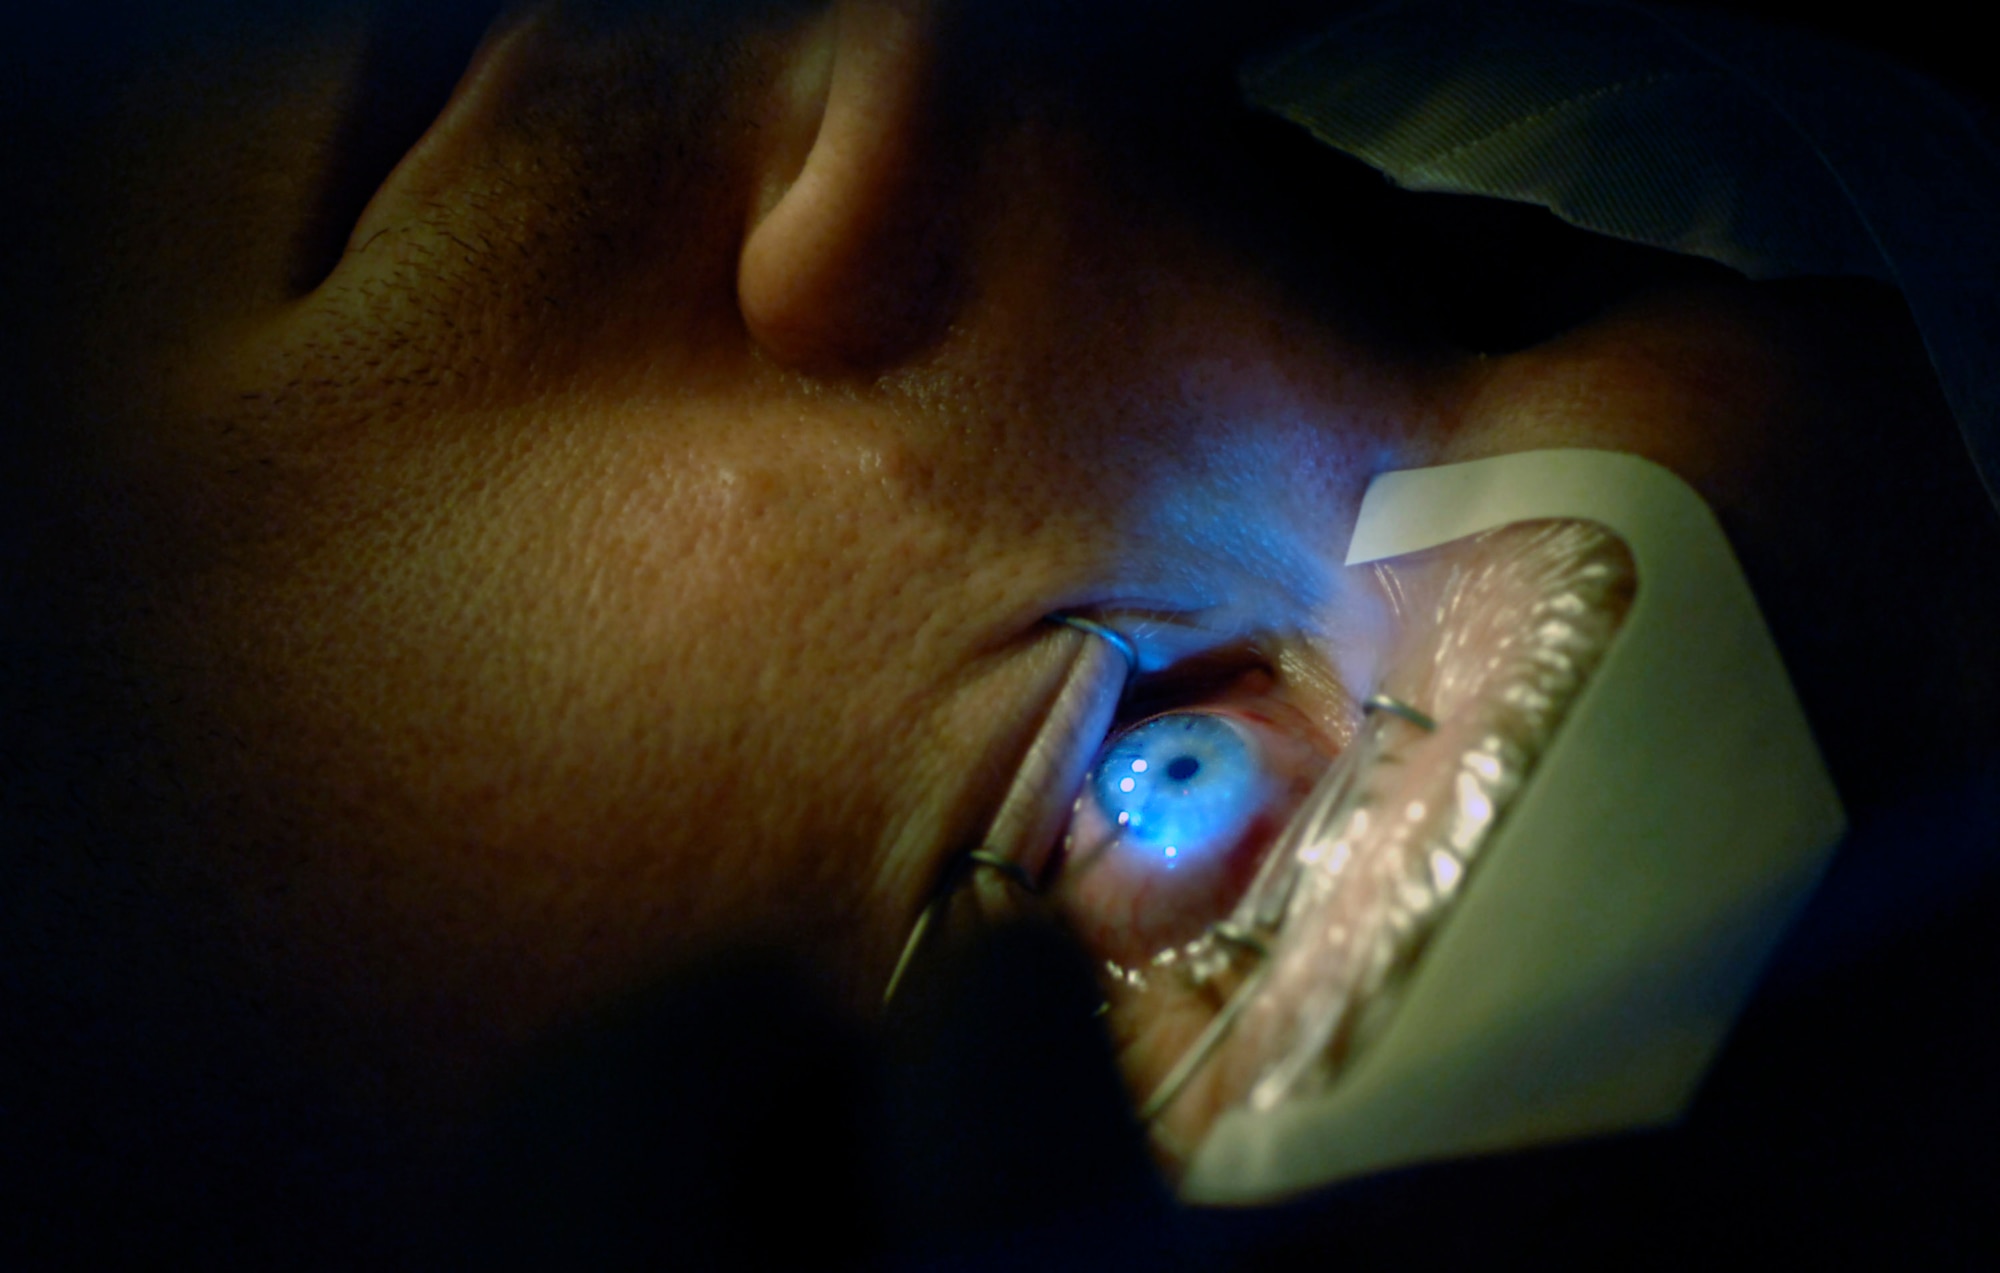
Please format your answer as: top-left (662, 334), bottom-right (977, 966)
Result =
top-left (2, 2), bottom-right (1994, 1268)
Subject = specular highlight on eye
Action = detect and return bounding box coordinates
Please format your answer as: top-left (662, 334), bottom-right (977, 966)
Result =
top-left (1054, 699), bottom-right (1332, 976)
top-left (1090, 713), bottom-right (1268, 870)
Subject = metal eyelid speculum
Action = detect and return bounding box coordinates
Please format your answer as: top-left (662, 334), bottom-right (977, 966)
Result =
top-left (1135, 692), bottom-right (1439, 1124)
top-left (879, 612), bottom-right (1137, 1008)
top-left (888, 453), bottom-right (1850, 1205)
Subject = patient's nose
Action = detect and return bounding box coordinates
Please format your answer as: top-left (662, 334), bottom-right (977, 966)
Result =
top-left (736, 0), bottom-right (965, 374)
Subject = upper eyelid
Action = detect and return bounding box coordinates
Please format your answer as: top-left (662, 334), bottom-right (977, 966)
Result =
top-left (1115, 642), bottom-right (1281, 723)
top-left (1111, 673), bottom-right (1343, 776)
top-left (1107, 633), bottom-right (1362, 768)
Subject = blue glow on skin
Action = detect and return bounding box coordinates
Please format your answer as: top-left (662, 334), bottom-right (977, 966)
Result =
top-left (1090, 713), bottom-right (1262, 869)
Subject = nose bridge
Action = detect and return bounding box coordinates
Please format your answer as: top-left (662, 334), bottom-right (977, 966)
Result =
top-left (736, 0), bottom-right (972, 375)
top-left (732, 0), bottom-right (1199, 378)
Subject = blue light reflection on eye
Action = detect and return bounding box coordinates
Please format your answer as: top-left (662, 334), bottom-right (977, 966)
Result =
top-left (1089, 713), bottom-right (1263, 869)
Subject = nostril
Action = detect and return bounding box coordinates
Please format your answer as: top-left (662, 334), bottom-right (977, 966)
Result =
top-left (289, 0), bottom-right (505, 294)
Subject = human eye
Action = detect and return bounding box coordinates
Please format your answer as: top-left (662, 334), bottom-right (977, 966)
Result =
top-left (1051, 693), bottom-right (1334, 971)
top-left (1045, 521), bottom-right (1641, 1176)
top-left (1039, 646), bottom-right (1345, 1133)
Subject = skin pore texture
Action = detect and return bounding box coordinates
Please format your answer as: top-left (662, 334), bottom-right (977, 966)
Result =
top-left (6, 0), bottom-right (1998, 1252)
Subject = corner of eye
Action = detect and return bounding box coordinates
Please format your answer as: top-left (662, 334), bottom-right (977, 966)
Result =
top-left (1271, 640), bottom-right (1361, 734)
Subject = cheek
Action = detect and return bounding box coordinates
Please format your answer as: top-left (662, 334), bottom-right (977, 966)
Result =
top-left (132, 389), bottom-right (983, 1071)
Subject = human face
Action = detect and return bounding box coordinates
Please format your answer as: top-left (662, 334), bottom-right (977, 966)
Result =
top-left (7, 0), bottom-right (1974, 1157)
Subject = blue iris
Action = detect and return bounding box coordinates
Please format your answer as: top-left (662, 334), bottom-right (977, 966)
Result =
top-left (1090, 713), bottom-right (1263, 868)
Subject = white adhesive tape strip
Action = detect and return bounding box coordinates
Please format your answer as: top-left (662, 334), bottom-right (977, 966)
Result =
top-left (1183, 449), bottom-right (1847, 1203)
